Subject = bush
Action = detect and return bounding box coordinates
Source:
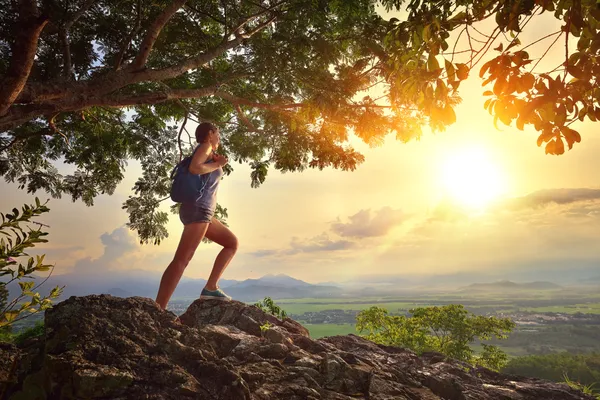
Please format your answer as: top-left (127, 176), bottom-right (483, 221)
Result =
top-left (254, 297), bottom-right (287, 320)
top-left (503, 352), bottom-right (600, 395)
top-left (356, 304), bottom-right (515, 371)
top-left (1, 198), bottom-right (63, 329)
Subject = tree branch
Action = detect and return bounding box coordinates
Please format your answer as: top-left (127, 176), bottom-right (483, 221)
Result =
top-left (520, 31), bottom-right (561, 52)
top-left (176, 100), bottom-right (189, 161)
top-left (59, 29), bottom-right (72, 78)
top-left (234, 104), bottom-right (260, 132)
top-left (138, 17), bottom-right (272, 82)
top-left (64, 0), bottom-right (97, 29)
top-left (49, 114), bottom-right (70, 147)
top-left (185, 4), bottom-right (226, 25)
top-left (0, 0), bottom-right (49, 117)
top-left (564, 8), bottom-right (571, 81)
top-left (1, 83), bottom-right (227, 133)
top-left (237, 14), bottom-right (278, 40)
top-left (229, 0), bottom-right (287, 37)
top-left (115, 0), bottom-right (142, 70)
top-left (131, 0), bottom-right (188, 71)
top-left (16, 18), bottom-right (262, 106)
top-left (60, 0), bottom-right (97, 78)
top-left (530, 31), bottom-right (563, 73)
top-left (78, 86), bottom-right (226, 108)
top-left (215, 91), bottom-right (303, 109)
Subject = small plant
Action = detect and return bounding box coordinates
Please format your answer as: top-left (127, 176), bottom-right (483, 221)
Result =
top-left (1, 198), bottom-right (63, 329)
top-left (254, 297), bottom-right (287, 320)
top-left (259, 321), bottom-right (273, 337)
top-left (563, 374), bottom-right (600, 399)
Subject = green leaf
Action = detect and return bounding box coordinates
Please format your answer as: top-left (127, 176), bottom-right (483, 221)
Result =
top-left (18, 281), bottom-right (35, 292)
top-left (427, 53), bottom-right (440, 72)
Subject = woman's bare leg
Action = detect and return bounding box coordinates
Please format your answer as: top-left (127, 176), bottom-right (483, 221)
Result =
top-left (204, 218), bottom-right (239, 290)
top-left (155, 222), bottom-right (209, 309)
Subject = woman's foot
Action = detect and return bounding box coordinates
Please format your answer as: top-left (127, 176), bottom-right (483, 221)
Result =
top-left (200, 287), bottom-right (232, 301)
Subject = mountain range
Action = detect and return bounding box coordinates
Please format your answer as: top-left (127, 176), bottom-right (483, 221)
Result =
top-left (5, 272), bottom-right (342, 302)
top-left (6, 268), bottom-right (599, 303)
top-left (460, 280), bottom-right (563, 292)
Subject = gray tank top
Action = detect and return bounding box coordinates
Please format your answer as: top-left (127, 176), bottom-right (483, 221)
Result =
top-left (194, 153), bottom-right (224, 212)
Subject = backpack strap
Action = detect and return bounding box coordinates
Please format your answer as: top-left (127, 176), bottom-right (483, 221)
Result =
top-left (170, 145), bottom-right (202, 179)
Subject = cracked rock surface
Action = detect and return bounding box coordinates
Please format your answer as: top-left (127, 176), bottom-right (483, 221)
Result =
top-left (1, 295), bottom-right (594, 400)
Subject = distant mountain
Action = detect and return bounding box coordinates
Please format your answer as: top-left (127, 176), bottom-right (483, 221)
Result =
top-left (232, 274), bottom-right (312, 289)
top-left (462, 280), bottom-right (562, 292)
top-left (523, 281), bottom-right (563, 290)
top-left (225, 284), bottom-right (342, 302)
top-left (4, 270), bottom-right (241, 300)
top-left (5, 271), bottom-right (340, 302)
top-left (223, 274), bottom-right (342, 301)
top-left (5, 269), bottom-right (163, 300)
top-left (579, 276), bottom-right (600, 284)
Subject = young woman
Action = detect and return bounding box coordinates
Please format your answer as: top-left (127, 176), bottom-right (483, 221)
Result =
top-left (155, 122), bottom-right (238, 309)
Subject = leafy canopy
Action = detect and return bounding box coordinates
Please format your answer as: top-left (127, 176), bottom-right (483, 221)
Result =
top-left (1, 0), bottom-right (598, 244)
top-left (380, 0), bottom-right (600, 154)
top-left (356, 304), bottom-right (515, 371)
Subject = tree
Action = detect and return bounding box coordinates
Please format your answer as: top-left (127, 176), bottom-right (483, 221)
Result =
top-left (356, 305), bottom-right (515, 371)
top-left (0, 198), bottom-right (63, 329)
top-left (1, 0), bottom-right (598, 244)
top-left (0, 0), bottom-right (402, 244)
top-left (379, 0), bottom-right (600, 155)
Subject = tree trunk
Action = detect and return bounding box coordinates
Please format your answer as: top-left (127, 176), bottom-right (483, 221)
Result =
top-left (0, 1), bottom-right (48, 117)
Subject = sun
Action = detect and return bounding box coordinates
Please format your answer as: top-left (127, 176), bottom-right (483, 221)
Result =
top-left (439, 146), bottom-right (507, 210)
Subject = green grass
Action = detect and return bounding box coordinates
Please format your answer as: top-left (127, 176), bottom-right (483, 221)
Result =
top-left (520, 304), bottom-right (600, 314)
top-left (279, 301), bottom-right (421, 315)
top-left (303, 323), bottom-right (357, 338)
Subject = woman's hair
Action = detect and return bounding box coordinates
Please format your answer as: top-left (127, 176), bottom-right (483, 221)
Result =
top-left (195, 122), bottom-right (218, 143)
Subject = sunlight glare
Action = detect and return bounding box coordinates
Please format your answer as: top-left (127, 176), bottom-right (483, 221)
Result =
top-left (439, 146), bottom-right (507, 210)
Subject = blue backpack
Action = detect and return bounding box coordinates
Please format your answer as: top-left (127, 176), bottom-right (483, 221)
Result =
top-left (170, 146), bottom-right (210, 204)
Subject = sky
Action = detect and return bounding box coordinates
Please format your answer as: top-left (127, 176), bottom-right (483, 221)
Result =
top-left (1, 8), bottom-right (599, 286)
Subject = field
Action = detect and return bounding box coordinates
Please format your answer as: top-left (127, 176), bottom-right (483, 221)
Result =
top-left (276, 290), bottom-right (600, 357)
top-left (275, 301), bottom-right (419, 315)
top-left (303, 324), bottom-right (357, 338)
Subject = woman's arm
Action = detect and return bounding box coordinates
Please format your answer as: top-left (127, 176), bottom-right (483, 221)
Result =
top-left (188, 143), bottom-right (220, 175)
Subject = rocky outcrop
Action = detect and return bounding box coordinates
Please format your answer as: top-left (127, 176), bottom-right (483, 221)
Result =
top-left (1, 295), bottom-right (595, 400)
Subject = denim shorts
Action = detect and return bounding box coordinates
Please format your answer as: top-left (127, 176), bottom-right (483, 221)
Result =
top-left (179, 203), bottom-right (214, 225)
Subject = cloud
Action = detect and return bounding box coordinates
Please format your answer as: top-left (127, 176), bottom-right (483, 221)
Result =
top-left (72, 226), bottom-right (138, 274)
top-left (375, 189), bottom-right (600, 279)
top-left (503, 188), bottom-right (600, 210)
top-left (248, 234), bottom-right (355, 258)
top-left (426, 188), bottom-right (600, 223)
top-left (248, 249), bottom-right (280, 258)
top-left (331, 207), bottom-right (407, 238)
top-left (285, 234), bottom-right (355, 255)
top-left (247, 206), bottom-right (406, 259)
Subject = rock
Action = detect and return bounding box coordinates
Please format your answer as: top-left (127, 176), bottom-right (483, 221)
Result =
top-left (0, 343), bottom-right (19, 394)
top-left (2, 294), bottom-right (595, 400)
top-left (179, 298), bottom-right (309, 337)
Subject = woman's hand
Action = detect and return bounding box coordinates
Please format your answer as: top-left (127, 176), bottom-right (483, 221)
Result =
top-left (213, 153), bottom-right (228, 167)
